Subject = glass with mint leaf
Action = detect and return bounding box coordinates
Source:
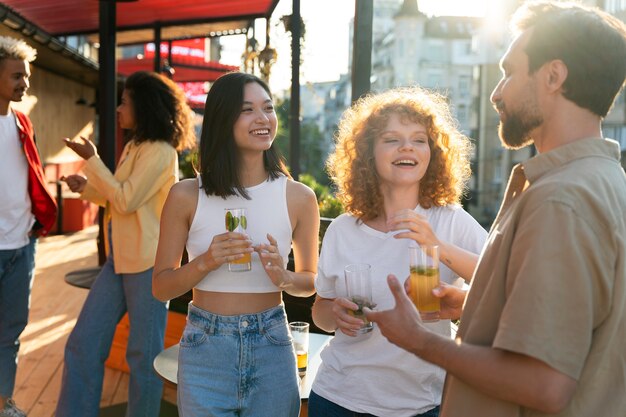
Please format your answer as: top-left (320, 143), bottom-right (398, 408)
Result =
top-left (224, 208), bottom-right (251, 272)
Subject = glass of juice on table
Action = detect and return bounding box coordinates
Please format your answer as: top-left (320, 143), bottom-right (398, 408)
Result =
top-left (224, 208), bottom-right (251, 272)
top-left (408, 244), bottom-right (440, 322)
top-left (289, 321), bottom-right (309, 376)
top-left (344, 263), bottom-right (375, 334)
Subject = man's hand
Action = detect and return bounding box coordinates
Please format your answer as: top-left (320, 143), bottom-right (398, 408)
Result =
top-left (434, 282), bottom-right (467, 320)
top-left (63, 136), bottom-right (98, 160)
top-left (365, 274), bottom-right (425, 352)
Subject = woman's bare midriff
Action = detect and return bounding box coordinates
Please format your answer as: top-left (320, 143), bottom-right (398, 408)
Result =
top-left (192, 288), bottom-right (283, 315)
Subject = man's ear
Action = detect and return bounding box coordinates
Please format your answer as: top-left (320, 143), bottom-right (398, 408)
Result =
top-left (545, 59), bottom-right (568, 93)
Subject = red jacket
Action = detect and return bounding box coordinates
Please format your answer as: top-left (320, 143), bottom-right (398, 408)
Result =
top-left (14, 110), bottom-right (57, 237)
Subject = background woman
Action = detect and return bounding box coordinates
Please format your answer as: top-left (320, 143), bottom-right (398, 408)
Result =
top-left (310, 87), bottom-right (487, 417)
top-left (56, 71), bottom-right (195, 417)
top-left (152, 72), bottom-right (320, 417)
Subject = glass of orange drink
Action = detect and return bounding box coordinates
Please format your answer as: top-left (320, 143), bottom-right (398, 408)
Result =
top-left (289, 321), bottom-right (309, 376)
top-left (224, 208), bottom-right (251, 272)
top-left (408, 245), bottom-right (440, 322)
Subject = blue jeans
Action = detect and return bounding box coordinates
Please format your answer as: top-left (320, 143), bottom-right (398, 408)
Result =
top-left (308, 391), bottom-right (440, 417)
top-left (0, 237), bottom-right (36, 398)
top-left (56, 254), bottom-right (167, 417)
top-left (177, 303), bottom-right (300, 417)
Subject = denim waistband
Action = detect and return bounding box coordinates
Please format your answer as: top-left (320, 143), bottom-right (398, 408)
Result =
top-left (187, 302), bottom-right (287, 335)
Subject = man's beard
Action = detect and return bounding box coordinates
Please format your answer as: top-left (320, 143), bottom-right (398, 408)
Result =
top-left (497, 94), bottom-right (543, 150)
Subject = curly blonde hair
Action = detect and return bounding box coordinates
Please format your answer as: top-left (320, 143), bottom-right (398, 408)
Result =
top-left (327, 86), bottom-right (472, 220)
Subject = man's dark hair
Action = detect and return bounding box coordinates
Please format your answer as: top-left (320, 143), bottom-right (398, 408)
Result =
top-left (198, 72), bottom-right (289, 199)
top-left (124, 71), bottom-right (195, 151)
top-left (512, 1), bottom-right (626, 117)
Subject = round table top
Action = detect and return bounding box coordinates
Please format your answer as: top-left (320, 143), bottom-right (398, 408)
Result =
top-left (153, 332), bottom-right (332, 400)
top-left (64, 266), bottom-right (101, 289)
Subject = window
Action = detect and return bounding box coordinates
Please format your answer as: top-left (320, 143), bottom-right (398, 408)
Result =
top-left (605, 0), bottom-right (626, 13)
top-left (458, 75), bottom-right (471, 98)
top-left (457, 104), bottom-right (468, 123)
top-left (427, 72), bottom-right (442, 88)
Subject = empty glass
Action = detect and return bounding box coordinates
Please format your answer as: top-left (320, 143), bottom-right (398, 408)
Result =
top-left (344, 263), bottom-right (374, 334)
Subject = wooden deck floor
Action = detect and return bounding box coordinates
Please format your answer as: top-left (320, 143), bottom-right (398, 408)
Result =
top-left (12, 226), bottom-right (133, 416)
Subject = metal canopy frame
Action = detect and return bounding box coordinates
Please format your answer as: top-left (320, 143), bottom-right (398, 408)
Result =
top-left (0, 0), bottom-right (280, 169)
top-left (1, 0), bottom-right (375, 183)
top-left (0, 0), bottom-right (279, 40)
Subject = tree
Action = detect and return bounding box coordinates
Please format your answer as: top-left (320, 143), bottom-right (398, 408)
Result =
top-left (275, 97), bottom-right (330, 185)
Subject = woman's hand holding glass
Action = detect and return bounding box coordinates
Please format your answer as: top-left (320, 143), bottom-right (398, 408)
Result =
top-left (197, 232), bottom-right (253, 272)
top-left (432, 282), bottom-right (467, 320)
top-left (387, 209), bottom-right (440, 248)
top-left (331, 297), bottom-right (369, 337)
top-left (402, 279), bottom-right (467, 321)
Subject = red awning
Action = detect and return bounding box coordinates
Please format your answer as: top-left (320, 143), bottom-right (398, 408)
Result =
top-left (2, 0), bottom-right (278, 35)
top-left (117, 58), bottom-right (238, 83)
top-left (0, 0), bottom-right (279, 85)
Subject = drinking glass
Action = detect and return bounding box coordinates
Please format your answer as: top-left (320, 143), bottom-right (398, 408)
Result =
top-left (408, 245), bottom-right (440, 322)
top-left (344, 263), bottom-right (374, 334)
top-left (224, 208), bottom-right (251, 272)
top-left (289, 321), bottom-right (309, 376)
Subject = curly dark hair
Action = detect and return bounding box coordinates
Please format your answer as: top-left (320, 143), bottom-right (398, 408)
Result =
top-left (327, 86), bottom-right (472, 220)
top-left (123, 71), bottom-right (195, 151)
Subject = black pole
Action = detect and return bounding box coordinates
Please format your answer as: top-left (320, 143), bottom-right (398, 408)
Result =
top-left (153, 23), bottom-right (162, 73)
top-left (98, 0), bottom-right (117, 266)
top-left (351, 0), bottom-right (373, 102)
top-left (56, 180), bottom-right (63, 234)
top-left (98, 0), bottom-right (117, 171)
top-left (289, 0), bottom-right (301, 180)
top-left (167, 40), bottom-right (173, 74)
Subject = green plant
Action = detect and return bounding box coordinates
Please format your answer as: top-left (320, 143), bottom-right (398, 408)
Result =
top-left (299, 173), bottom-right (344, 219)
top-left (319, 194), bottom-right (344, 218)
top-left (274, 98), bottom-right (331, 185)
top-left (299, 173), bottom-right (329, 201)
top-left (179, 148), bottom-right (198, 179)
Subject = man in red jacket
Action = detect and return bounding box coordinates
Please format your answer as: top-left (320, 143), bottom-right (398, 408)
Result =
top-left (0, 36), bottom-right (56, 417)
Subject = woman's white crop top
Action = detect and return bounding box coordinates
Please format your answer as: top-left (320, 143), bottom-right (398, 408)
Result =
top-left (186, 175), bottom-right (292, 293)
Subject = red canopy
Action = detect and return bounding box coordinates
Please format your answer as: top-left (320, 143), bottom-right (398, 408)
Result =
top-left (118, 57), bottom-right (238, 83)
top-left (0, 1), bottom-right (277, 85)
top-left (1, 0), bottom-right (279, 38)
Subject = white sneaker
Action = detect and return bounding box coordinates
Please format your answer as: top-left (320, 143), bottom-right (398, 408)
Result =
top-left (0, 399), bottom-right (26, 417)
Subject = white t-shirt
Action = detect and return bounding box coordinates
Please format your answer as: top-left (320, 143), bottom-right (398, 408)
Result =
top-left (313, 204), bottom-right (487, 416)
top-left (0, 111), bottom-right (34, 249)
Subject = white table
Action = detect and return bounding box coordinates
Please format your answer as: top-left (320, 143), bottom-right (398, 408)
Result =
top-left (297, 332), bottom-right (332, 399)
top-left (153, 332), bottom-right (332, 400)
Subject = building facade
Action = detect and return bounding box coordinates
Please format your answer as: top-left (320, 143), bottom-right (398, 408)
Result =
top-left (300, 0), bottom-right (626, 225)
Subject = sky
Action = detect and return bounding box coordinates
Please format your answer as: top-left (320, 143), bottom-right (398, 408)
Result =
top-left (220, 0), bottom-right (487, 92)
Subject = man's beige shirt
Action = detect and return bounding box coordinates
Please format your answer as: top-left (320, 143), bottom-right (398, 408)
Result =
top-left (80, 139), bottom-right (178, 273)
top-left (441, 138), bottom-right (626, 417)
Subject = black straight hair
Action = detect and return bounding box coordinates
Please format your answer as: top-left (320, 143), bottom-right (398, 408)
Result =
top-left (198, 72), bottom-right (290, 199)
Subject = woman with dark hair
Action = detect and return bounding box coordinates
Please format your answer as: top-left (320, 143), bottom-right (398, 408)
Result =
top-left (153, 72), bottom-right (319, 416)
top-left (56, 71), bottom-right (195, 417)
top-left (309, 87), bottom-right (487, 417)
